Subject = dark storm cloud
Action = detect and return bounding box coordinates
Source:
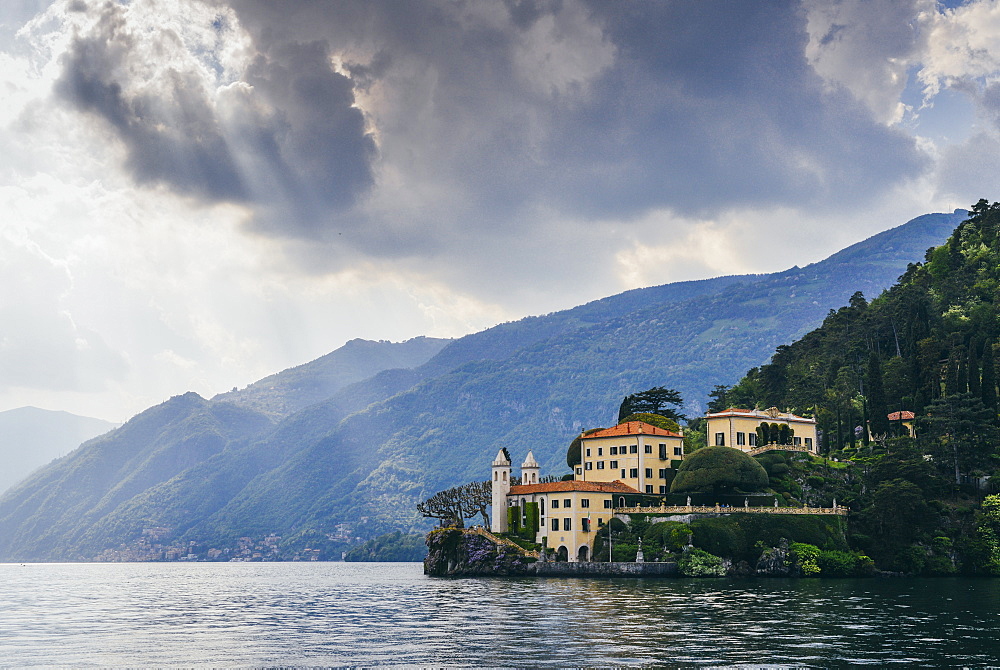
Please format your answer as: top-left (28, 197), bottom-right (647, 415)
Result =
top-left (56, 0), bottom-right (930, 245)
top-left (54, 1), bottom-right (376, 237)
top-left (231, 0), bottom-right (928, 228)
top-left (542, 0), bottom-right (930, 217)
top-left (54, 2), bottom-right (248, 202)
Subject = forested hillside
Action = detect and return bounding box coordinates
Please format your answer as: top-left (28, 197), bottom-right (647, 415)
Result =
top-left (0, 211), bottom-right (964, 561)
top-left (714, 200), bottom-right (1000, 573)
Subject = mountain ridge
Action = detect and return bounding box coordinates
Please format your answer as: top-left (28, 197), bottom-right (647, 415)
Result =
top-left (0, 209), bottom-right (968, 561)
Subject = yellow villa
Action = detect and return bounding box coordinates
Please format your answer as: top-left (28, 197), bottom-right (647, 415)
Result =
top-left (575, 421), bottom-right (686, 494)
top-left (705, 407), bottom-right (818, 454)
top-left (490, 420), bottom-right (681, 562)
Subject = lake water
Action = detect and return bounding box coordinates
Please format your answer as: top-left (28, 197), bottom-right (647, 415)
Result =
top-left (1, 561), bottom-right (998, 667)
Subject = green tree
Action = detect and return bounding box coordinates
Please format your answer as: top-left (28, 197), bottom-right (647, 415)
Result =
top-left (566, 428), bottom-right (601, 469)
top-left (920, 392), bottom-right (999, 485)
top-left (983, 342), bottom-right (997, 412)
top-left (678, 548), bottom-right (726, 576)
top-left (618, 387), bottom-right (685, 422)
top-left (416, 480), bottom-right (492, 528)
top-left (619, 412), bottom-right (680, 432)
top-left (707, 385), bottom-right (730, 413)
top-left (861, 478), bottom-right (934, 553)
top-left (866, 353), bottom-right (890, 437)
top-left (973, 494), bottom-right (1000, 574)
top-left (670, 446), bottom-right (769, 495)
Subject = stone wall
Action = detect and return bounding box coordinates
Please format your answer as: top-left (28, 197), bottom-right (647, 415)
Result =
top-left (533, 561), bottom-right (677, 577)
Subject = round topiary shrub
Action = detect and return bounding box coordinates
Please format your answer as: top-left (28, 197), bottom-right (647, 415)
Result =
top-left (670, 446), bottom-right (769, 494)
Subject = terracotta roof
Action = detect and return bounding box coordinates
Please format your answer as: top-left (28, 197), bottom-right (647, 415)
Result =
top-left (888, 411), bottom-right (915, 421)
top-left (582, 421), bottom-right (682, 439)
top-left (705, 407), bottom-right (816, 423)
top-left (509, 480), bottom-right (641, 495)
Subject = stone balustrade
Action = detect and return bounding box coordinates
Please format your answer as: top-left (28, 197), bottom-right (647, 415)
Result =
top-left (466, 526), bottom-right (541, 558)
top-left (615, 504), bottom-right (847, 516)
top-left (747, 443), bottom-right (813, 457)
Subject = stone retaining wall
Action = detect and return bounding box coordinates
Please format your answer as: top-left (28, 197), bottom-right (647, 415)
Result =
top-left (533, 561), bottom-right (678, 577)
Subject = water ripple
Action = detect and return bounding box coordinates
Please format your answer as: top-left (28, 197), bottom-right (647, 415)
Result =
top-left (1, 563), bottom-right (999, 666)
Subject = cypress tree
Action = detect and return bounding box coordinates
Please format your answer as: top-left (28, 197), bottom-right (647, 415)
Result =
top-left (866, 354), bottom-right (891, 436)
top-left (969, 338), bottom-right (982, 397)
top-left (983, 342), bottom-right (997, 412)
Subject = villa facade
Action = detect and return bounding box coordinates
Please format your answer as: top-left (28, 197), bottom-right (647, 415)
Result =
top-left (705, 407), bottom-right (818, 454)
top-left (490, 420), bottom-right (676, 562)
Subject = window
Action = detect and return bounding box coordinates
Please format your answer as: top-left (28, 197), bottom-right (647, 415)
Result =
top-left (736, 432), bottom-right (745, 446)
top-left (540, 499), bottom-right (545, 515)
top-left (576, 467), bottom-right (582, 476)
top-left (645, 485), bottom-right (653, 494)
top-left (582, 518), bottom-right (591, 532)
top-left (618, 497), bottom-right (626, 507)
top-left (551, 518), bottom-right (559, 531)
top-left (586, 448), bottom-right (591, 457)
top-left (629, 468), bottom-right (639, 478)
top-left (598, 447), bottom-right (603, 456)
top-left (585, 462), bottom-right (593, 470)
top-left (621, 469), bottom-right (626, 479)
top-left (658, 468), bottom-right (667, 479)
top-left (581, 499), bottom-right (590, 508)
top-left (597, 461), bottom-right (605, 470)
top-left (805, 437), bottom-right (813, 448)
top-left (644, 445), bottom-right (652, 454)
top-left (552, 499), bottom-right (559, 509)
top-left (563, 499), bottom-right (571, 508)
top-left (630, 445), bottom-right (638, 454)
top-left (563, 518), bottom-right (572, 531)
top-left (610, 446), bottom-right (618, 455)
top-left (645, 468), bottom-right (653, 478)
top-left (659, 485), bottom-right (667, 494)
top-left (674, 446), bottom-right (683, 456)
top-left (603, 500), bottom-right (612, 509)
top-left (715, 432), bottom-right (725, 446)
top-left (597, 518), bottom-right (603, 525)
top-left (793, 436), bottom-right (801, 446)
top-left (659, 444), bottom-right (667, 459)
top-left (749, 432), bottom-right (757, 446)
top-left (610, 460), bottom-right (619, 469)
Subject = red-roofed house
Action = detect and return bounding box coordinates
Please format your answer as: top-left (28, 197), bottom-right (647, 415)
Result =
top-left (576, 421), bottom-right (685, 495)
top-left (887, 411), bottom-right (916, 438)
top-left (490, 420), bottom-right (680, 562)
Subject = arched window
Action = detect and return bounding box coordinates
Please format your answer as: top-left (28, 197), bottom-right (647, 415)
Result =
top-left (494, 472), bottom-right (498, 481)
top-left (618, 496), bottom-right (625, 508)
top-left (502, 471), bottom-right (507, 481)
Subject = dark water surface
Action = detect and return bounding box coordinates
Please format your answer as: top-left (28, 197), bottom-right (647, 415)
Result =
top-left (1, 561), bottom-right (998, 667)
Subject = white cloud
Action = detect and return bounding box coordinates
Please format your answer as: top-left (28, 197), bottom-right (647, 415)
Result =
top-left (802, 0), bottom-right (930, 125)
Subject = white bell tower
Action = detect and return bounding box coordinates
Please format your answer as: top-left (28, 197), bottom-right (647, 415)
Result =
top-left (491, 448), bottom-right (512, 532)
top-left (521, 450), bottom-right (540, 486)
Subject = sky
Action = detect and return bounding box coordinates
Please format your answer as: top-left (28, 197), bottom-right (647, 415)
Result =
top-left (2, 0), bottom-right (1000, 422)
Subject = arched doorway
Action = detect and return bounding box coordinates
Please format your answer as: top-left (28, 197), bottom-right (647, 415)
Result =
top-left (556, 546), bottom-right (568, 562)
top-left (577, 545), bottom-right (589, 562)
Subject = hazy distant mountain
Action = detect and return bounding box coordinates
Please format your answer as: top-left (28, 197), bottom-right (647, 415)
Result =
top-left (0, 210), bottom-right (967, 561)
top-left (212, 336), bottom-right (451, 418)
top-left (0, 407), bottom-right (116, 494)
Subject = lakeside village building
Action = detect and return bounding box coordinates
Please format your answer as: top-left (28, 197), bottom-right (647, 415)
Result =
top-left (491, 408), bottom-right (818, 562)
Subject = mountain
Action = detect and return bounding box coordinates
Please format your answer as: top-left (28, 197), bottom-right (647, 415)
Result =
top-left (0, 407), bottom-right (117, 495)
top-left (0, 210), bottom-right (967, 561)
top-left (212, 336), bottom-right (451, 418)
